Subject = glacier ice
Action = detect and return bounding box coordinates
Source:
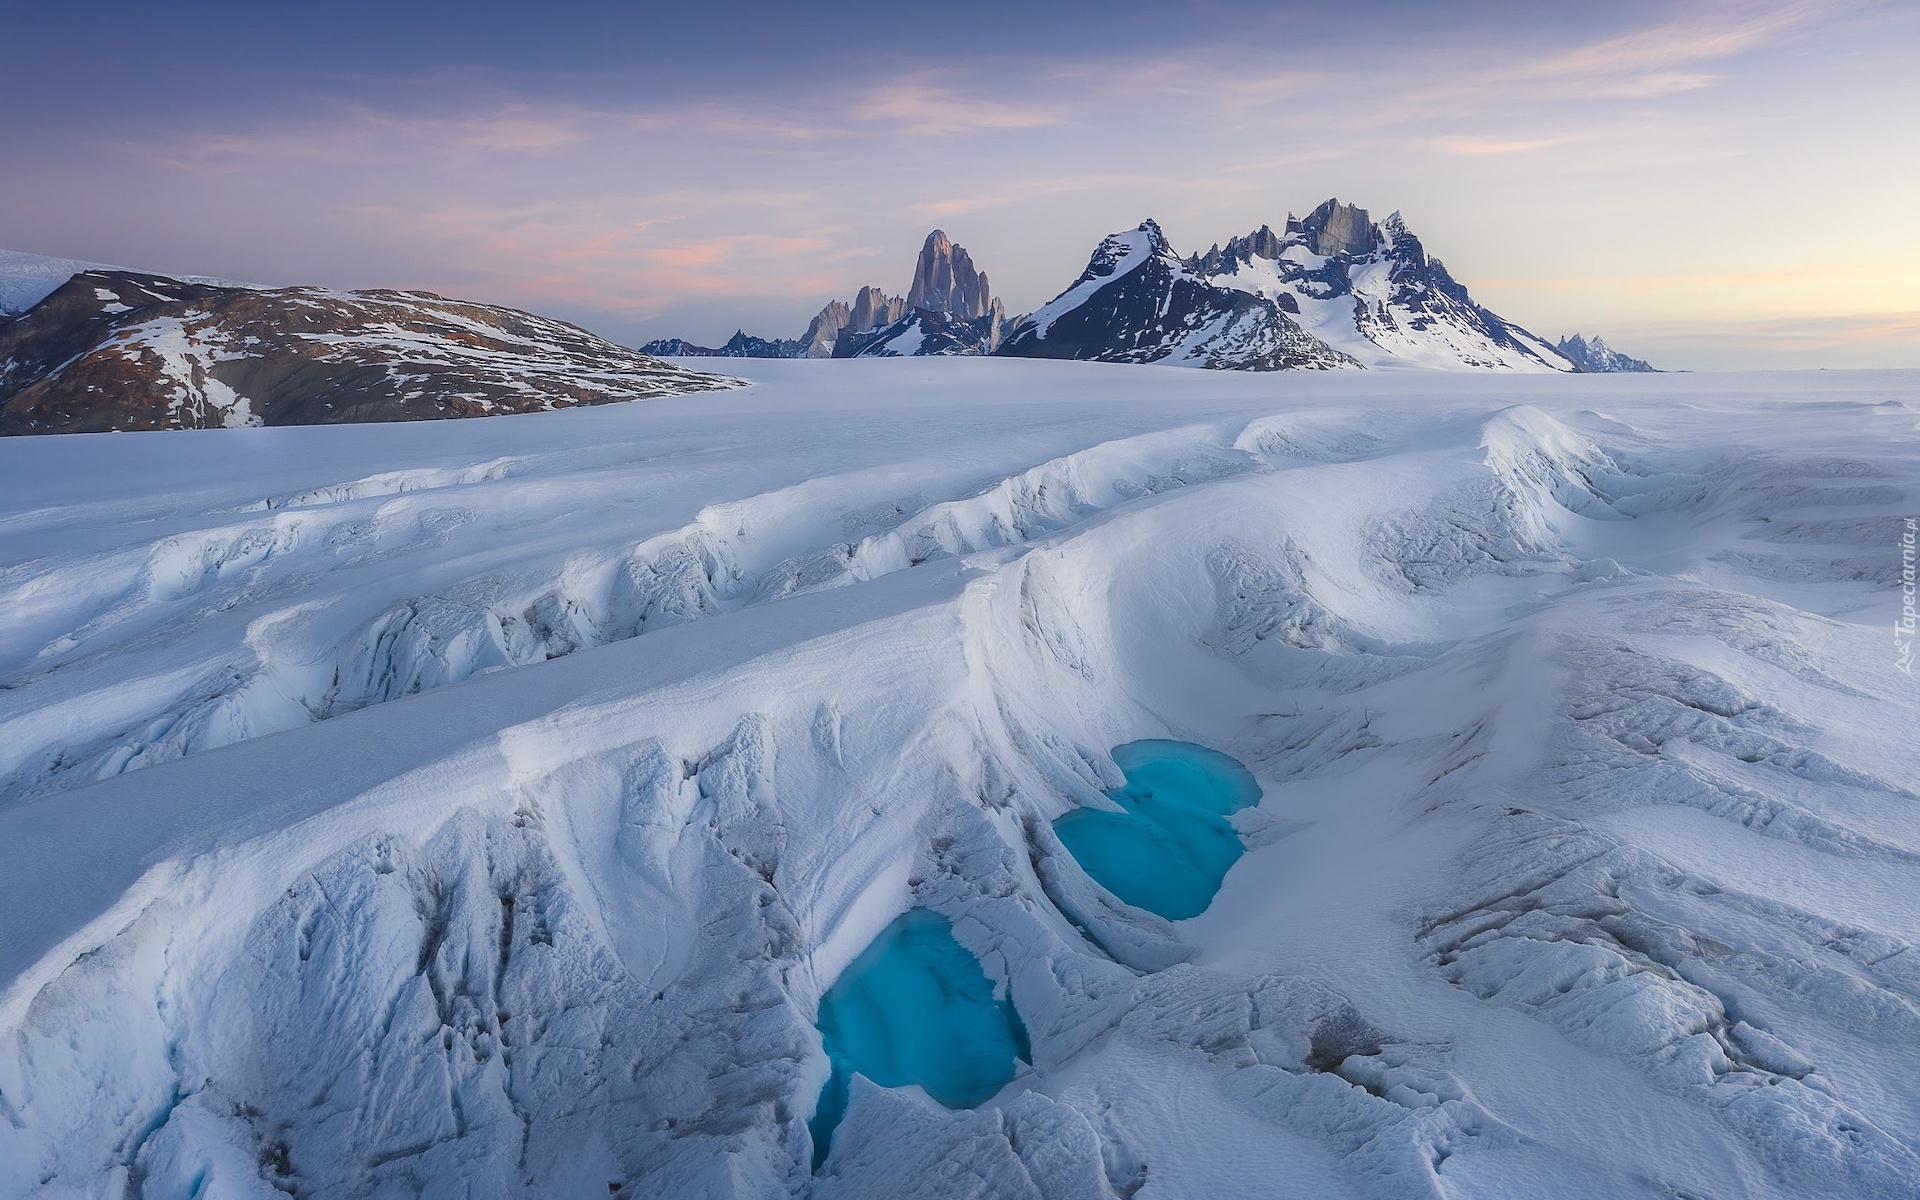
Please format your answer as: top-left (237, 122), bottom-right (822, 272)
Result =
top-left (0, 359), bottom-right (1916, 1199)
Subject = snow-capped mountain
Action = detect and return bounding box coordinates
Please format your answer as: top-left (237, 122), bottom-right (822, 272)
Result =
top-left (1185, 199), bottom-right (1576, 371)
top-left (639, 207), bottom-right (1635, 375)
top-left (996, 220), bottom-right (1353, 371)
top-left (0, 268), bottom-right (739, 434)
top-left (1558, 332), bottom-right (1659, 372)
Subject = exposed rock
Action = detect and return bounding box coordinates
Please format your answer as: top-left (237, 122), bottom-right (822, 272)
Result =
top-left (1, 271), bottom-right (741, 434)
top-left (906, 230), bottom-right (994, 321)
top-left (848, 286), bottom-right (909, 336)
top-left (800, 300), bottom-right (853, 359)
top-left (1185, 226), bottom-right (1285, 277)
top-left (1286, 199), bottom-right (1380, 257)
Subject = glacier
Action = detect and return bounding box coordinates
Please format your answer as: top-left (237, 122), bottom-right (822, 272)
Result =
top-left (0, 358), bottom-right (1917, 1199)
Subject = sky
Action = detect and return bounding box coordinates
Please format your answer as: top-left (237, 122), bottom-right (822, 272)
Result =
top-left (2, 0), bottom-right (1917, 370)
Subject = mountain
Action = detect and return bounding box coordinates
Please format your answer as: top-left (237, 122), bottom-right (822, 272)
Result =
top-left (637, 328), bottom-right (802, 355)
top-left (996, 220), bottom-right (1353, 371)
top-left (837, 231), bottom-right (1010, 359)
top-left (834, 307), bottom-right (1004, 358)
top-left (642, 231), bottom-right (1011, 361)
top-left (906, 230), bottom-right (993, 320)
top-left (845, 285), bottom-right (911, 340)
top-left (1557, 332), bottom-right (1658, 372)
top-left (640, 286), bottom-right (910, 359)
top-left (1183, 199), bottom-right (1575, 371)
top-left (0, 268), bottom-right (741, 434)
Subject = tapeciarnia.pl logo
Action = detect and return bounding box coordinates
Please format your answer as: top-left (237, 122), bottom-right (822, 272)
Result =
top-left (1899, 516), bottom-right (1917, 676)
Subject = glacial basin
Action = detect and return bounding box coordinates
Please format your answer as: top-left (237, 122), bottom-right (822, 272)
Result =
top-left (810, 907), bottom-right (1030, 1168)
top-left (1052, 739), bottom-right (1263, 920)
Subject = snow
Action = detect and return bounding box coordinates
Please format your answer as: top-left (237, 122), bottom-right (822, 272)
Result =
top-left (1207, 242), bottom-right (1569, 373)
top-left (1025, 227), bottom-right (1158, 339)
top-left (871, 319), bottom-right (926, 357)
top-left (0, 248), bottom-right (262, 317)
top-left (0, 358), bottom-right (1917, 1198)
top-left (0, 250), bottom-right (113, 315)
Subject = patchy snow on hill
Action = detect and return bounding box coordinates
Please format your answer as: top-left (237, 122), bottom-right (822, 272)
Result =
top-left (0, 359), bottom-right (1916, 1200)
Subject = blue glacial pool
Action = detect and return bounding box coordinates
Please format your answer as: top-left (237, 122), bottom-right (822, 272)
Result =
top-left (810, 908), bottom-right (1030, 1168)
top-left (1052, 739), bottom-right (1263, 920)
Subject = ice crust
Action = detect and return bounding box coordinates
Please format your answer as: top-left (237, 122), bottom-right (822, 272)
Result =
top-left (0, 359), bottom-right (1916, 1199)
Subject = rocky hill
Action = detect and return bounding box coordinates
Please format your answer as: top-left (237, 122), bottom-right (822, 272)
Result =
top-left (0, 268), bottom-right (741, 434)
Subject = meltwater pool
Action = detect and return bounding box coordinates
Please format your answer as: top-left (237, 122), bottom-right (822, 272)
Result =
top-left (1052, 739), bottom-right (1263, 920)
top-left (809, 908), bottom-right (1029, 1167)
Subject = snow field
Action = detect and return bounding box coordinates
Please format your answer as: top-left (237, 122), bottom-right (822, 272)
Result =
top-left (0, 360), bottom-right (1915, 1198)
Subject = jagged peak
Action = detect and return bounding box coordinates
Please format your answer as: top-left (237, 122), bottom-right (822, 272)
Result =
top-left (908, 230), bottom-right (992, 320)
top-left (1119, 218), bottom-right (1172, 248)
top-left (1285, 198), bottom-right (1381, 257)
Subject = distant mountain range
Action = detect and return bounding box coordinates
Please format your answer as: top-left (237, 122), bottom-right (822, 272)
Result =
top-left (0, 268), bottom-right (739, 434)
top-left (645, 198), bottom-right (1658, 374)
top-left (0, 198), bottom-right (1662, 434)
top-left (642, 229), bottom-right (1008, 360)
top-left (1555, 333), bottom-right (1658, 373)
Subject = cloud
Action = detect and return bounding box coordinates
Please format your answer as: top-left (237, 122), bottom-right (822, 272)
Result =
top-left (1508, 0), bottom-right (1825, 86)
top-left (845, 72), bottom-right (1064, 136)
top-left (1424, 134), bottom-right (1575, 157)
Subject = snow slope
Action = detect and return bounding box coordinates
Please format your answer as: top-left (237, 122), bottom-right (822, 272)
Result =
top-left (1, 359), bottom-right (1917, 1199)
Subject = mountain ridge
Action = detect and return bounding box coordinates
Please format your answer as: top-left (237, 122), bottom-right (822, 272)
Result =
top-left (640, 201), bottom-right (1653, 373)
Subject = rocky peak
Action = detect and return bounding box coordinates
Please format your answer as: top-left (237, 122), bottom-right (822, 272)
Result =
top-left (906, 230), bottom-right (993, 320)
top-left (1075, 220), bottom-right (1175, 285)
top-left (1187, 224), bottom-right (1285, 276)
top-left (1286, 199), bottom-right (1380, 257)
top-left (848, 285), bottom-right (909, 335)
top-left (798, 299), bottom-right (852, 358)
